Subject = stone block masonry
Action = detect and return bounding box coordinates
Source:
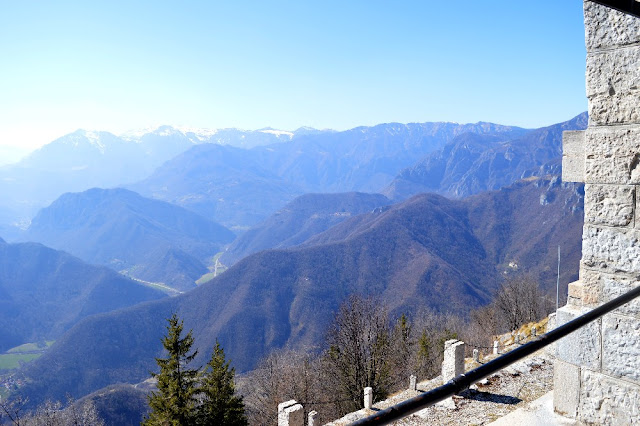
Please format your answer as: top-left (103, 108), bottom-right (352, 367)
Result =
top-left (584, 184), bottom-right (634, 226)
top-left (562, 131), bottom-right (585, 182)
top-left (579, 369), bottom-right (640, 424)
top-left (555, 306), bottom-right (601, 371)
top-left (556, 2), bottom-right (640, 424)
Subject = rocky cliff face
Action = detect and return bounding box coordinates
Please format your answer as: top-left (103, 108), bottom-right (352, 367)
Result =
top-left (384, 113), bottom-right (588, 201)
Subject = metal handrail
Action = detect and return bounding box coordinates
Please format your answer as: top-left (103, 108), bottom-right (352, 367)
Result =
top-left (591, 0), bottom-right (640, 19)
top-left (350, 284), bottom-right (640, 425)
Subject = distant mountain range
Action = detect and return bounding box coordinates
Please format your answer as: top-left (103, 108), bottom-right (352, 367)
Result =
top-left (219, 113), bottom-right (585, 264)
top-left (0, 115), bottom-right (587, 236)
top-left (127, 143), bottom-right (305, 232)
top-left (145, 126), bottom-right (327, 149)
top-left (0, 239), bottom-right (165, 352)
top-left (14, 176), bottom-right (584, 407)
top-left (0, 128), bottom-right (190, 235)
top-left (0, 117), bottom-right (581, 235)
top-left (24, 188), bottom-right (235, 290)
top-left (0, 126), bottom-right (327, 235)
top-left (130, 121), bottom-right (527, 229)
top-left (384, 112), bottom-right (588, 200)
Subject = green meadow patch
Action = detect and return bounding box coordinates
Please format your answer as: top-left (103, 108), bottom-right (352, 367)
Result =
top-left (0, 353), bottom-right (41, 370)
top-left (0, 341), bottom-right (54, 371)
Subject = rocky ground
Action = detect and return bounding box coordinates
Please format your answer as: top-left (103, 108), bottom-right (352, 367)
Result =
top-left (328, 348), bottom-right (555, 426)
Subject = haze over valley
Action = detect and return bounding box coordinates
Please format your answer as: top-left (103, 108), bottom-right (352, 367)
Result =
top-left (0, 112), bottom-right (587, 423)
top-left (0, 2), bottom-right (589, 423)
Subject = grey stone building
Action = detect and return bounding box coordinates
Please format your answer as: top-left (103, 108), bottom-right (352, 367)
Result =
top-left (558, 1), bottom-right (640, 423)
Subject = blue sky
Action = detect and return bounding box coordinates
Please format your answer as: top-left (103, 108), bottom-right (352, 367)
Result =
top-left (0, 1), bottom-right (587, 151)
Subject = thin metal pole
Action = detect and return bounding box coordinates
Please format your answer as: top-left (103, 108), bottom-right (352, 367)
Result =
top-left (556, 245), bottom-right (560, 312)
top-left (349, 283), bottom-right (640, 425)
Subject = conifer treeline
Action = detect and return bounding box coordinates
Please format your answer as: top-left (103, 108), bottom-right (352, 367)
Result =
top-left (143, 314), bottom-right (247, 426)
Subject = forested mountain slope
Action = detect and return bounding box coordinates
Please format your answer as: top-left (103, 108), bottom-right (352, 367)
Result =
top-left (15, 176), bottom-right (583, 408)
top-left (24, 188), bottom-right (235, 290)
top-left (0, 239), bottom-right (165, 352)
top-left (127, 143), bottom-right (305, 231)
top-left (221, 192), bottom-right (391, 265)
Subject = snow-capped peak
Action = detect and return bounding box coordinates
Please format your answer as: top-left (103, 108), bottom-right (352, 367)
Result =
top-left (174, 126), bottom-right (220, 142)
top-left (65, 129), bottom-right (106, 153)
top-left (152, 125), bottom-right (183, 137)
top-left (258, 128), bottom-right (294, 138)
top-left (119, 127), bottom-right (158, 141)
top-left (119, 125), bottom-right (219, 143)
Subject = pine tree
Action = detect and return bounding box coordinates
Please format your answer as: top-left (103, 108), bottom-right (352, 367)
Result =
top-left (197, 340), bottom-right (248, 426)
top-left (144, 313), bottom-right (199, 426)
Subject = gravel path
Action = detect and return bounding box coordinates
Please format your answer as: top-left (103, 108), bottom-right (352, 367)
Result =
top-left (328, 349), bottom-right (554, 426)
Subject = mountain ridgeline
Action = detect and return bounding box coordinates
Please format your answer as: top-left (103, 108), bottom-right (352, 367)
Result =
top-left (0, 126), bottom-right (323, 237)
top-left (0, 239), bottom-right (165, 352)
top-left (15, 176), bottom-right (584, 407)
top-left (384, 112), bottom-right (588, 200)
top-left (25, 188), bottom-right (235, 290)
top-left (128, 121), bottom-right (528, 229)
top-left (1, 117), bottom-right (578, 235)
top-left (221, 192), bottom-right (392, 265)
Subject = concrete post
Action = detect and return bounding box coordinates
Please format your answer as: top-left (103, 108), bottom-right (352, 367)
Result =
top-left (473, 348), bottom-right (479, 363)
top-left (546, 313), bottom-right (557, 357)
top-left (532, 326), bottom-right (537, 337)
top-left (515, 334), bottom-right (521, 344)
top-left (364, 387), bottom-right (373, 410)
top-left (442, 339), bottom-right (465, 383)
top-left (307, 410), bottom-right (318, 426)
top-left (409, 374), bottom-right (417, 391)
top-left (493, 341), bottom-right (499, 355)
top-left (278, 400), bottom-right (304, 426)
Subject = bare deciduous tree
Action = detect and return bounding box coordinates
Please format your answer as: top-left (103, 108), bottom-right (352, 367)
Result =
top-left (493, 275), bottom-right (545, 332)
top-left (323, 295), bottom-right (393, 414)
top-left (412, 310), bottom-right (462, 380)
top-left (241, 349), bottom-right (321, 426)
top-left (389, 314), bottom-right (414, 389)
top-left (0, 396), bottom-right (27, 426)
top-left (241, 300), bottom-right (472, 423)
top-left (0, 397), bottom-right (104, 426)
top-left (468, 304), bottom-right (499, 348)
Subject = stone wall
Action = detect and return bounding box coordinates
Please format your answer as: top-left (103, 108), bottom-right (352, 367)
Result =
top-left (557, 2), bottom-right (640, 424)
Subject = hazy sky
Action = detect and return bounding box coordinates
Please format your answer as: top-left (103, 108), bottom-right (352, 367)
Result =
top-left (0, 1), bottom-right (587, 151)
